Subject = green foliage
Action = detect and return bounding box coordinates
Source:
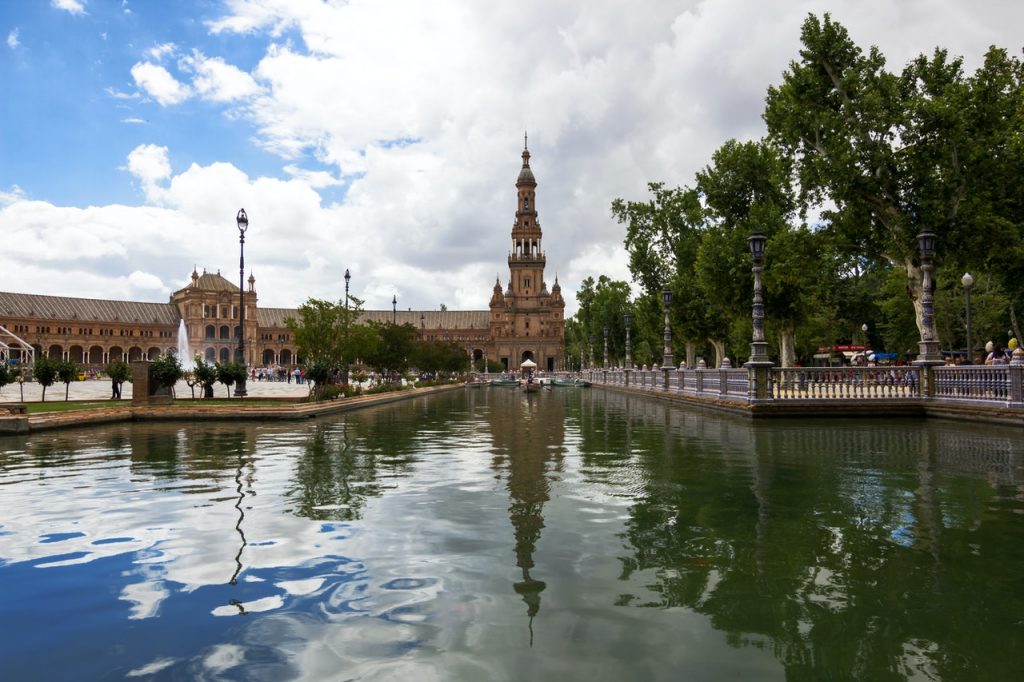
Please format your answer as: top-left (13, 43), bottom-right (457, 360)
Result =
top-left (105, 360), bottom-right (131, 383)
top-left (413, 339), bottom-right (468, 374)
top-left (33, 356), bottom-right (59, 402)
top-left (0, 361), bottom-right (9, 392)
top-left (365, 322), bottom-right (418, 377)
top-left (596, 14), bottom-right (1024, 365)
top-left (319, 385), bottom-right (343, 400)
top-left (286, 295), bottom-right (375, 374)
top-left (150, 354), bottom-right (182, 391)
top-left (365, 382), bottom-right (411, 395)
top-left (193, 359), bottom-right (218, 398)
top-left (214, 361), bottom-right (248, 398)
top-left (57, 359), bottom-right (82, 401)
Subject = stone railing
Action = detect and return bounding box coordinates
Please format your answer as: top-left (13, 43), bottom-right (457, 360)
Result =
top-left (771, 366), bottom-right (921, 400)
top-left (585, 363), bottom-right (1024, 408)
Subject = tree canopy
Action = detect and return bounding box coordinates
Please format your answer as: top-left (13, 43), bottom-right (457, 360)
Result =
top-left (595, 13), bottom-right (1024, 367)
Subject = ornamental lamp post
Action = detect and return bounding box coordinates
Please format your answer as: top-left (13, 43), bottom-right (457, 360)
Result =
top-left (392, 294), bottom-right (397, 324)
top-left (661, 289), bottom-right (673, 370)
top-left (603, 326), bottom-right (609, 369)
top-left (745, 229), bottom-right (770, 366)
top-left (914, 231), bottom-right (943, 365)
top-left (624, 312), bottom-right (633, 386)
top-left (744, 229), bottom-right (772, 400)
top-left (343, 268), bottom-right (351, 380)
top-left (861, 323), bottom-right (869, 347)
top-left (661, 288), bottom-right (674, 389)
top-left (962, 272), bottom-right (974, 364)
top-left (234, 208), bottom-right (248, 397)
top-left (344, 269), bottom-right (351, 311)
top-left (588, 335), bottom-right (595, 370)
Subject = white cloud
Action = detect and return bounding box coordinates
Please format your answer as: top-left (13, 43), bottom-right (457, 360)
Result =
top-left (10, 0), bottom-right (1024, 320)
top-left (105, 86), bottom-right (141, 100)
top-left (146, 42), bottom-right (176, 61)
top-left (181, 51), bottom-right (262, 102)
top-left (51, 0), bottom-right (86, 15)
top-left (130, 62), bottom-right (191, 106)
top-left (7, 29), bottom-right (19, 49)
top-left (126, 143), bottom-right (172, 199)
top-left (121, 117), bottom-right (147, 124)
top-left (0, 185), bottom-right (26, 207)
top-left (282, 165), bottom-right (342, 189)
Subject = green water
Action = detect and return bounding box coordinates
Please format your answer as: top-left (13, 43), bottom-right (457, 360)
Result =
top-left (0, 387), bottom-right (1021, 680)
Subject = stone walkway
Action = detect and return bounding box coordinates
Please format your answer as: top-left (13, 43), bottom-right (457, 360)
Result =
top-left (0, 378), bottom-right (311, 403)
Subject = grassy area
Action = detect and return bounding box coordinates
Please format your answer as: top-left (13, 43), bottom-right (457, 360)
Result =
top-left (25, 399), bottom-right (295, 414)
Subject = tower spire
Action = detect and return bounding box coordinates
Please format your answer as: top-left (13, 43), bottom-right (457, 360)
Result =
top-left (524, 130), bottom-right (528, 150)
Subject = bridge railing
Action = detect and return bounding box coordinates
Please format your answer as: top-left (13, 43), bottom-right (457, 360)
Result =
top-left (585, 363), bottom-right (1024, 408)
top-left (771, 366), bottom-right (921, 400)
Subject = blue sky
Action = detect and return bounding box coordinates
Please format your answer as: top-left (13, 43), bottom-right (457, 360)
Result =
top-left (2, 1), bottom-right (284, 206)
top-left (3, 0), bottom-right (1024, 313)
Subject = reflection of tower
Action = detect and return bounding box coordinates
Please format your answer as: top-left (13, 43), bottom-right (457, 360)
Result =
top-left (488, 389), bottom-right (566, 642)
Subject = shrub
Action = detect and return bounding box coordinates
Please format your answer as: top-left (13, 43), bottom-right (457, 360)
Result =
top-left (319, 385), bottom-right (343, 400)
top-left (150, 354), bottom-right (182, 392)
top-left (33, 356), bottom-right (59, 402)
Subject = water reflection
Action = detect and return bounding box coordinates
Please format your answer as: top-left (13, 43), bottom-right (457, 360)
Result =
top-left (487, 390), bottom-right (566, 640)
top-left (592, 391), bottom-right (1024, 680)
top-left (1, 390), bottom-right (1023, 679)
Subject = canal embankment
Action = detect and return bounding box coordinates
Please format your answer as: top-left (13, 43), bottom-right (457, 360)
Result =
top-left (0, 383), bottom-right (464, 435)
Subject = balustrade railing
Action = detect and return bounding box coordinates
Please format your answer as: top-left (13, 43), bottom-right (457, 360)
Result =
top-left (933, 365), bottom-right (1016, 402)
top-left (771, 366), bottom-right (921, 400)
top-left (584, 364), bottom-right (1024, 408)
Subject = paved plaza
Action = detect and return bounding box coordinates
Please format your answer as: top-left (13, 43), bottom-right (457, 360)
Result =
top-left (0, 378), bottom-right (311, 403)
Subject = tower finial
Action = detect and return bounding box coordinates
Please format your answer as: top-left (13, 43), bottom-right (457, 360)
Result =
top-left (524, 130), bottom-right (528, 150)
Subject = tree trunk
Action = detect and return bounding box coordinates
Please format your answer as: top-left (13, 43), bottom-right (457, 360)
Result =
top-left (778, 326), bottom-right (797, 368)
top-left (709, 339), bottom-right (726, 368)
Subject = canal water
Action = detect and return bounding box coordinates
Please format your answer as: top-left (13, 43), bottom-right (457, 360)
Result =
top-left (1, 388), bottom-right (1022, 680)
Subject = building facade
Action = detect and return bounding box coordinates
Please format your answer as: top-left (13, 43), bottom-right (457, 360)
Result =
top-left (0, 145), bottom-right (565, 372)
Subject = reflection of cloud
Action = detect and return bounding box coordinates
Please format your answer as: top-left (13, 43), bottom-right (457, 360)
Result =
top-left (121, 578), bottom-right (169, 619)
top-left (202, 644), bottom-right (245, 675)
top-left (212, 594), bottom-right (283, 616)
top-left (126, 657), bottom-right (176, 677)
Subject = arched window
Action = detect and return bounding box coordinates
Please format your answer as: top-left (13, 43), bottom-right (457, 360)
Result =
top-left (219, 347), bottom-right (230, 363)
top-left (220, 325), bottom-right (230, 340)
top-left (205, 325), bottom-right (215, 339)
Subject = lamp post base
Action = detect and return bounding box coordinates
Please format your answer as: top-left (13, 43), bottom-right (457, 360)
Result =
top-left (234, 377), bottom-right (248, 397)
top-left (914, 340), bottom-right (944, 366)
top-left (746, 341), bottom-right (771, 366)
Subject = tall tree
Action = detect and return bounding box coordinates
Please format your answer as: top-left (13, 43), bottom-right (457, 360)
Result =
top-left (764, 13), bottom-right (1024, 337)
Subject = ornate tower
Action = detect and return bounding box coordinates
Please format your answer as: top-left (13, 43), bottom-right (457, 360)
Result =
top-left (489, 138), bottom-right (566, 371)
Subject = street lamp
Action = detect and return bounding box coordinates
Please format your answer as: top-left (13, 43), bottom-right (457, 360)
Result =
top-left (962, 272), bottom-right (973, 364)
top-left (661, 288), bottom-right (673, 370)
top-left (342, 268), bottom-right (351, 383)
top-left (392, 294), bottom-right (397, 324)
top-left (624, 312), bottom-right (633, 386)
top-left (624, 313), bottom-right (633, 369)
top-left (745, 229), bottom-right (770, 366)
top-left (861, 322), bottom-right (868, 346)
top-left (603, 326), bottom-right (609, 369)
top-left (915, 231), bottom-right (943, 364)
top-left (234, 208), bottom-right (248, 397)
top-left (588, 335), bottom-right (595, 370)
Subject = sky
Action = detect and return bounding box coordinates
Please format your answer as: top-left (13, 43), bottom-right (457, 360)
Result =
top-left (3, 0), bottom-right (1023, 317)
